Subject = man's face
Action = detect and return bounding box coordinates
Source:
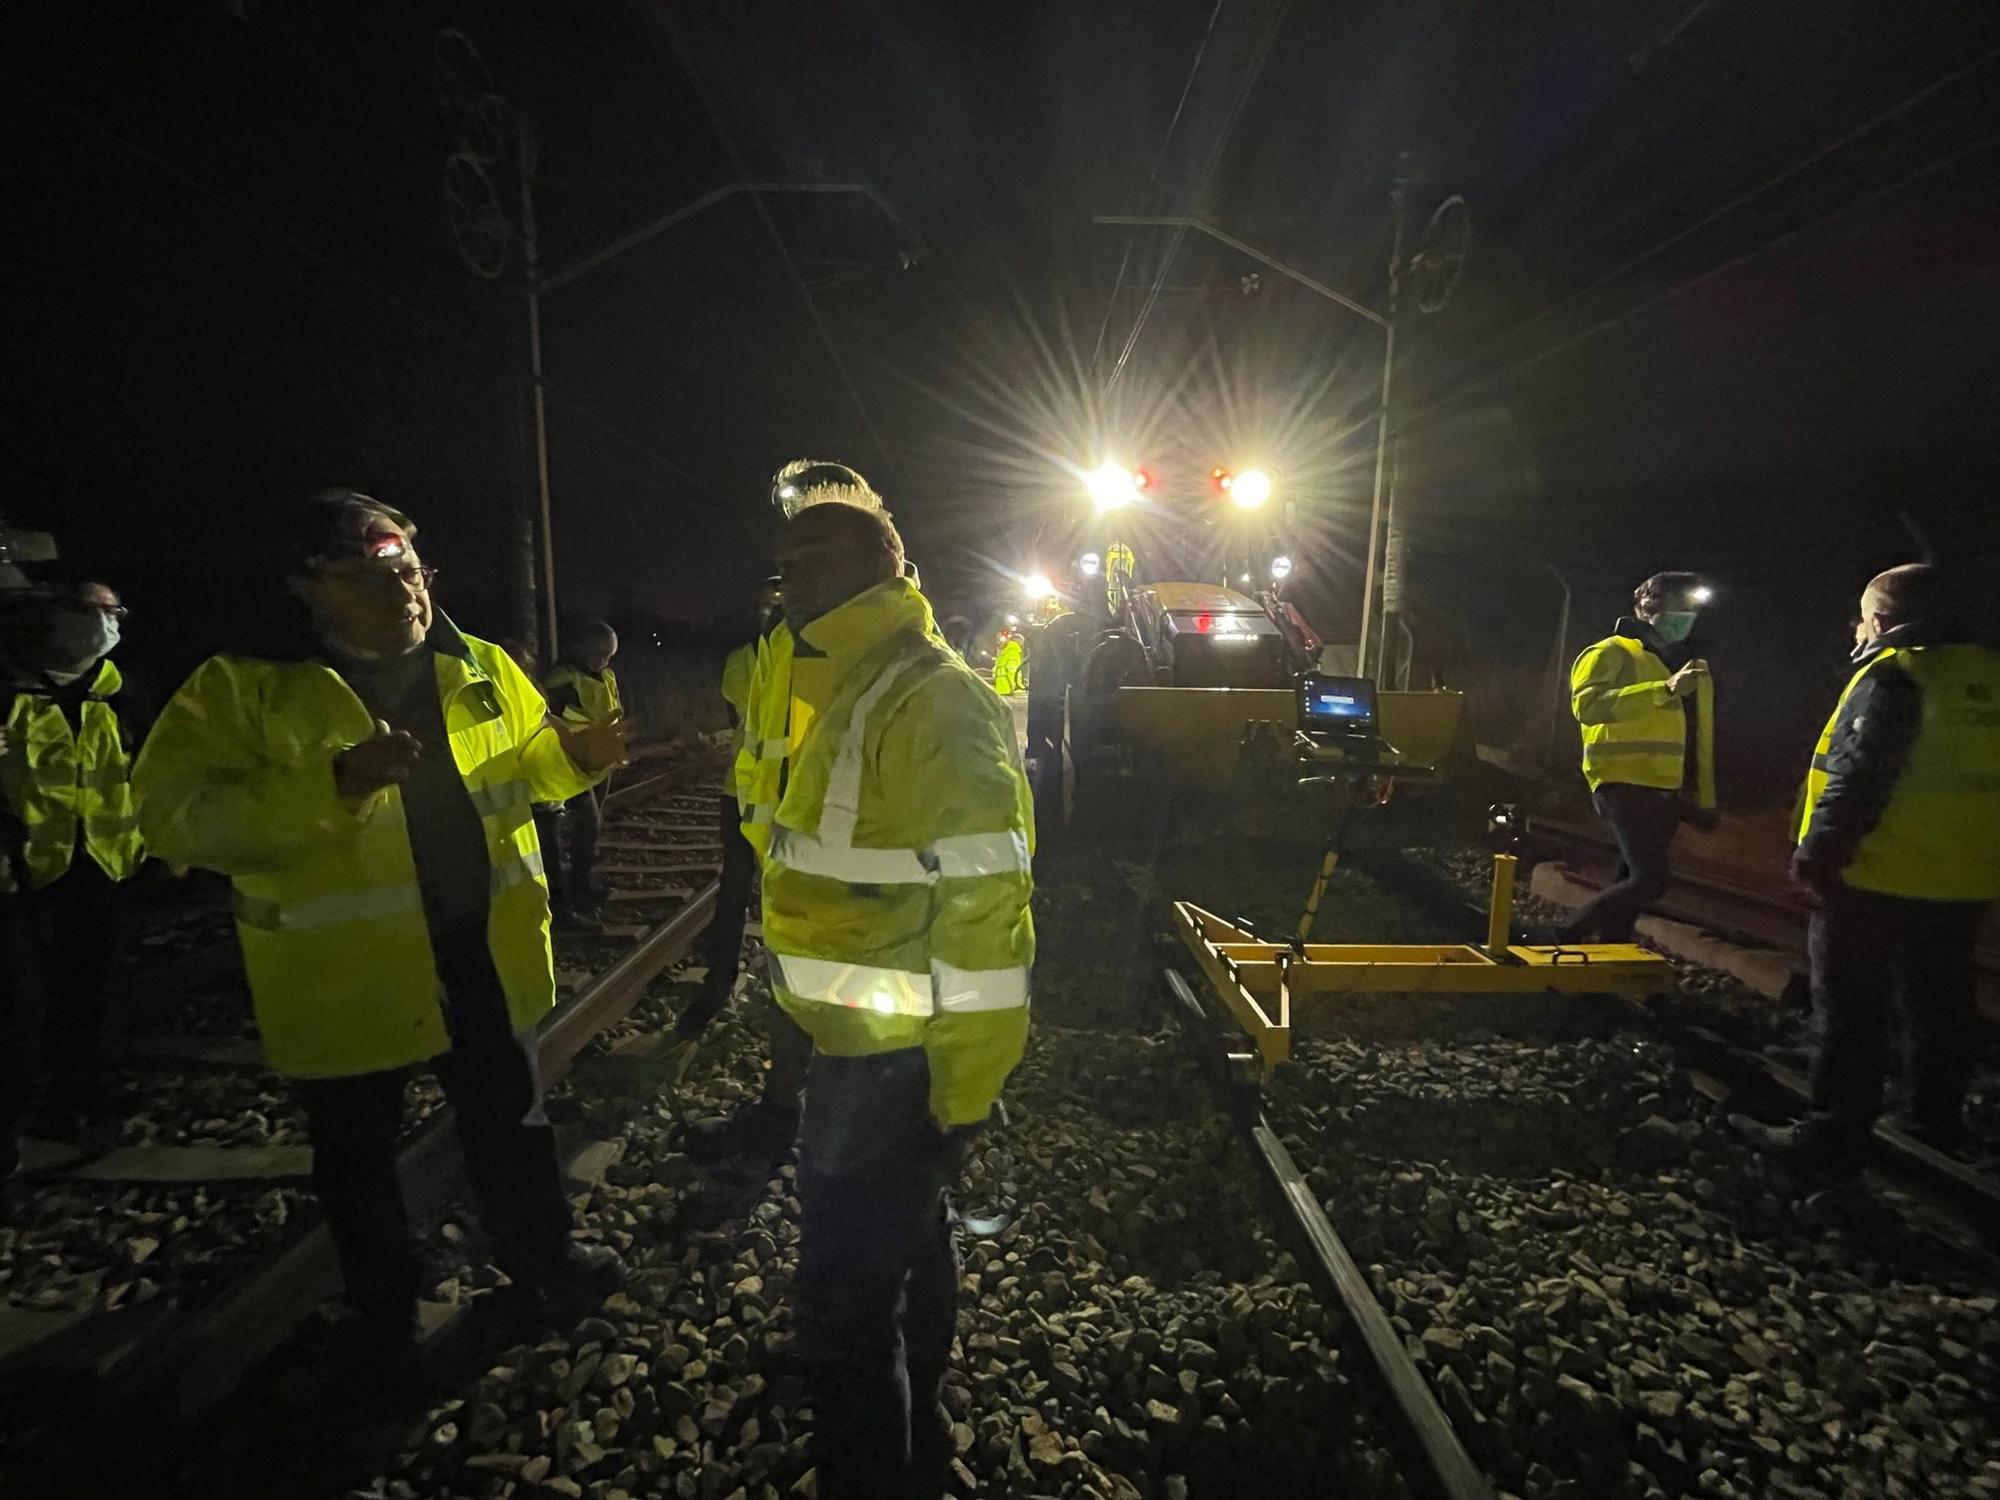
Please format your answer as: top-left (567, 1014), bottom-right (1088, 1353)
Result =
top-left (295, 516), bottom-right (433, 657)
top-left (1854, 586), bottom-right (1889, 650)
top-left (775, 516), bottom-right (890, 626)
top-left (581, 630), bottom-right (618, 674)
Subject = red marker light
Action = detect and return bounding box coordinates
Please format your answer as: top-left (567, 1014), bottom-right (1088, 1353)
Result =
top-left (1132, 468), bottom-right (1153, 491)
top-left (1194, 612), bottom-right (1213, 633)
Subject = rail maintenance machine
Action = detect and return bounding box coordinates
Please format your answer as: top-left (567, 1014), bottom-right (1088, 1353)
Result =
top-left (1173, 671), bottom-right (1677, 1069)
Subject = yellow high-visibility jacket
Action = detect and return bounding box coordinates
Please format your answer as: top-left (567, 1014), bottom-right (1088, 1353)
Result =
top-left (720, 641), bottom-right (756, 798)
top-left (1570, 631), bottom-right (1715, 808)
top-left (992, 637), bottom-right (1026, 696)
top-left (543, 662), bottom-right (621, 724)
top-left (1, 659), bottom-right (146, 889)
top-left (732, 622), bottom-right (794, 858)
top-left (763, 578), bottom-right (1033, 1128)
top-left (132, 624), bottom-right (598, 1078)
top-left (1798, 643), bottom-right (2000, 901)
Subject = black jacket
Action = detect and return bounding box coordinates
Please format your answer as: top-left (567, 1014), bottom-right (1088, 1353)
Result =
top-left (1796, 622), bottom-right (1934, 871)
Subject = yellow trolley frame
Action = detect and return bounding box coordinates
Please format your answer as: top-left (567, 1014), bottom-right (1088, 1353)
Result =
top-left (1174, 853), bottom-right (1675, 1069)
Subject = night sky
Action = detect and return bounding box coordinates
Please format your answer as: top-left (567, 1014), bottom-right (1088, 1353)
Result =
top-left (9, 0), bottom-right (1998, 799)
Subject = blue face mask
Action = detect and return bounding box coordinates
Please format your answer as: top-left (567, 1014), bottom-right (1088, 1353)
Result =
top-left (1651, 611), bottom-right (1697, 644)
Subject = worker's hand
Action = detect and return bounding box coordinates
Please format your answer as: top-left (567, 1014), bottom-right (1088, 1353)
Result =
top-left (1664, 659), bottom-right (1709, 699)
top-left (1788, 848), bottom-right (1845, 905)
top-left (556, 710), bottom-right (631, 777)
top-left (333, 719), bottom-right (422, 803)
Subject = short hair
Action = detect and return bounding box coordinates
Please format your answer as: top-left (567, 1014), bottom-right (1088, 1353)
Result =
top-left (1634, 571), bottom-right (1703, 610)
top-left (278, 488), bottom-right (417, 575)
top-left (1864, 563), bottom-right (1955, 629)
top-left (570, 617), bottom-right (617, 645)
top-left (771, 458), bottom-right (883, 517)
top-left (785, 500), bottom-right (905, 580)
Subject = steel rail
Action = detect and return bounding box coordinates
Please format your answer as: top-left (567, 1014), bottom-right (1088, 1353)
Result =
top-left (2, 758), bottom-right (728, 1421)
top-left (1163, 969), bottom-right (1496, 1500)
top-left (1369, 850), bottom-right (2000, 1242)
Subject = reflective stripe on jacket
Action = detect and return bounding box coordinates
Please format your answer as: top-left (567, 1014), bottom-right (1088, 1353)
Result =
top-left (132, 625), bottom-right (597, 1078)
top-left (763, 578), bottom-right (1033, 1127)
top-left (544, 663), bottom-right (621, 724)
top-left (1798, 643), bottom-right (2000, 901)
top-left (1570, 633), bottom-right (1713, 807)
top-left (1, 659), bottom-right (145, 888)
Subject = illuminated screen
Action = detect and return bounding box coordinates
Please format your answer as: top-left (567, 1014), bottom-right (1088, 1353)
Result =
top-left (1298, 674), bottom-right (1376, 728)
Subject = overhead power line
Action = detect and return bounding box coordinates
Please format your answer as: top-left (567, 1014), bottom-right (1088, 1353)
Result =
top-left (651, 4), bottom-right (901, 488)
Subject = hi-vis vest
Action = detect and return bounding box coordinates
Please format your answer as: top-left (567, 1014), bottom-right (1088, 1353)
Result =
top-left (720, 641), bottom-right (756, 798)
top-left (732, 622), bottom-right (794, 857)
top-left (763, 578), bottom-right (1033, 1127)
top-left (1798, 644), bottom-right (2000, 901)
top-left (1570, 634), bottom-right (1715, 808)
top-left (544, 662), bottom-right (621, 724)
top-left (1, 659), bottom-right (145, 889)
top-left (132, 627), bottom-right (597, 1078)
top-left (992, 637), bottom-right (1025, 695)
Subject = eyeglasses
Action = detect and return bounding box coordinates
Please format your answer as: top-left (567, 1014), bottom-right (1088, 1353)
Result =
top-left (58, 598), bottom-right (129, 621)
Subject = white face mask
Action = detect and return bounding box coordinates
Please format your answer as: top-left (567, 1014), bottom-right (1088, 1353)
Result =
top-left (45, 608), bottom-right (118, 671)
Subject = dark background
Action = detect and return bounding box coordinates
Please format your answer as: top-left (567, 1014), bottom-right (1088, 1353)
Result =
top-left (7, 0), bottom-right (1997, 802)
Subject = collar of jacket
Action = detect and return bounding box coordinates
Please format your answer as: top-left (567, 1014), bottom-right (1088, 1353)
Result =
top-left (16, 657), bottom-right (123, 703)
top-left (1852, 619), bottom-right (1939, 667)
top-left (794, 577), bottom-right (935, 663)
top-left (255, 610), bottom-right (480, 667)
top-left (1612, 616), bottom-right (1664, 653)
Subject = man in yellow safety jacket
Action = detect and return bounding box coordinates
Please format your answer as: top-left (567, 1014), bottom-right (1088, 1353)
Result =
top-left (991, 629), bottom-right (1026, 695)
top-left (678, 578), bottom-right (782, 1042)
top-left (766, 499), bottom-right (1033, 1499)
top-left (132, 491), bottom-right (629, 1366)
top-left (693, 461), bottom-right (891, 1161)
top-left (1735, 564), bottom-right (2000, 1174)
top-left (1556, 570), bottom-right (1717, 943)
top-left (2, 569), bottom-right (148, 1157)
top-left (539, 619), bottom-right (621, 927)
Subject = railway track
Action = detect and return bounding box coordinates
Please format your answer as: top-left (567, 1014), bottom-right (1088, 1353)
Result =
top-left (1162, 846), bottom-right (2000, 1500)
top-left (12, 790), bottom-right (1998, 1498)
top-left (1526, 815), bottom-right (2000, 992)
top-left (1484, 824), bottom-right (2000, 1227)
top-left (0, 751), bottom-right (728, 1489)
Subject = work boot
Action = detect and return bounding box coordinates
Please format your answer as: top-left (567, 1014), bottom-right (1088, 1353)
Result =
top-left (553, 907), bottom-right (605, 935)
top-left (682, 1101), bottom-right (800, 1164)
top-left (504, 1242), bottom-right (627, 1327)
top-left (1728, 1114), bottom-right (1861, 1181)
top-left (320, 1306), bottom-right (431, 1413)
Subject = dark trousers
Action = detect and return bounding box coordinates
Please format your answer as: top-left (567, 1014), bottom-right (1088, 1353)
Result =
top-left (795, 1050), bottom-right (959, 1500)
top-left (699, 796), bottom-right (757, 1006)
top-left (758, 960), bottom-right (816, 1113)
top-left (1806, 885), bottom-right (1988, 1149)
top-left (19, 858), bottom-right (130, 1112)
top-left (1559, 783), bottom-right (1682, 943)
top-left (294, 919), bottom-right (572, 1328)
top-left (534, 790), bottom-right (604, 915)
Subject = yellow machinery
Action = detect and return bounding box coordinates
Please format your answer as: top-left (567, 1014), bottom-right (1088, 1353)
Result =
top-left (1064, 578), bottom-right (1468, 807)
top-left (1176, 848), bottom-right (1673, 1069)
top-left (1110, 684), bottom-right (1466, 794)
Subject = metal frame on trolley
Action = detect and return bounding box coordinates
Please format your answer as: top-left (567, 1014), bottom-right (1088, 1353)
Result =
top-left (1174, 851), bottom-right (1676, 1069)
